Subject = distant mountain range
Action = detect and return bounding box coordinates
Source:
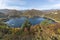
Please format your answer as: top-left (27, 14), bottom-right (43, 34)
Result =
top-left (0, 9), bottom-right (60, 18)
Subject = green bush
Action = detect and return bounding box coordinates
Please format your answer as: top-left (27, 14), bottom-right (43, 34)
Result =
top-left (40, 19), bottom-right (52, 26)
top-left (21, 19), bottom-right (32, 31)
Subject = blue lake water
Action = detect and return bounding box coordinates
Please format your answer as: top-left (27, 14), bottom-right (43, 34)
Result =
top-left (5, 17), bottom-right (55, 28)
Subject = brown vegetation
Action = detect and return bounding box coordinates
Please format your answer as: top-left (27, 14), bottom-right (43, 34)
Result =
top-left (0, 23), bottom-right (60, 40)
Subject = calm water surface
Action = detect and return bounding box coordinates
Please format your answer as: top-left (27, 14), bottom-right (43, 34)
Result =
top-left (5, 17), bottom-right (54, 27)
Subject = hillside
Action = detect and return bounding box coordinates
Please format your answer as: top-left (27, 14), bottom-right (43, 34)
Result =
top-left (0, 9), bottom-right (60, 22)
top-left (0, 9), bottom-right (60, 40)
top-left (0, 21), bottom-right (60, 40)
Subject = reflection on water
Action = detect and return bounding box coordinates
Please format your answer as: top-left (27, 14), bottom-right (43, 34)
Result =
top-left (5, 17), bottom-right (55, 27)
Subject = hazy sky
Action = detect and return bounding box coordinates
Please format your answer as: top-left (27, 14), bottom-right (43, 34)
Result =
top-left (0, 0), bottom-right (60, 10)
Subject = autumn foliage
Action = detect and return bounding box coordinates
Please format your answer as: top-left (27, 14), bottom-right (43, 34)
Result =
top-left (0, 21), bottom-right (60, 40)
